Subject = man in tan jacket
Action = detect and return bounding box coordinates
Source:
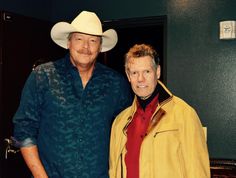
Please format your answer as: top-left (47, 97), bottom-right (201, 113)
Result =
top-left (109, 44), bottom-right (210, 178)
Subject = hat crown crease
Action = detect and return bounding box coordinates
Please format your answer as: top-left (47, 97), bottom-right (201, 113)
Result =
top-left (71, 11), bottom-right (103, 36)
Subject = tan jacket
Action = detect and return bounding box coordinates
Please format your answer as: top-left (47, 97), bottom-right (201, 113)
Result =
top-left (109, 80), bottom-right (210, 178)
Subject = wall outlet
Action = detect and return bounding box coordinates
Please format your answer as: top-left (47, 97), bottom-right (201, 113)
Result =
top-left (219, 21), bottom-right (236, 40)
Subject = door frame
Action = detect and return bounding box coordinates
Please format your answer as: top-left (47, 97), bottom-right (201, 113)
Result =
top-left (99, 15), bottom-right (167, 83)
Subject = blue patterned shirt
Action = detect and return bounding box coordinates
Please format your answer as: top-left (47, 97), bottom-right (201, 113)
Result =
top-left (13, 54), bottom-right (133, 178)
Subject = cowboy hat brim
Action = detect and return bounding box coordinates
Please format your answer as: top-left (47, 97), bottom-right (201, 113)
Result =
top-left (50, 22), bottom-right (118, 52)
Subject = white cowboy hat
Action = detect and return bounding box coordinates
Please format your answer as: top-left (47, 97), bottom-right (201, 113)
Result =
top-left (50, 11), bottom-right (118, 52)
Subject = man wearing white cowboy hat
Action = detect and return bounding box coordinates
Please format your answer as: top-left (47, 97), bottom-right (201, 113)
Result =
top-left (13, 11), bottom-right (132, 178)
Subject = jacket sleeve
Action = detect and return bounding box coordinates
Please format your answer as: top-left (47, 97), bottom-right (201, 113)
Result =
top-left (109, 111), bottom-right (128, 178)
top-left (181, 107), bottom-right (211, 178)
top-left (109, 117), bottom-right (117, 178)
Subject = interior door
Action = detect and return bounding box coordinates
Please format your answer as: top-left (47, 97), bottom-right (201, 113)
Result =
top-left (0, 11), bottom-right (65, 178)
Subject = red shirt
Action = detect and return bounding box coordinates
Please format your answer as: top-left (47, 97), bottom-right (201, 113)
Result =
top-left (125, 95), bottom-right (158, 178)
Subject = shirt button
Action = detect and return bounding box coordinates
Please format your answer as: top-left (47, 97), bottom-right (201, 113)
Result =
top-left (78, 155), bottom-right (83, 161)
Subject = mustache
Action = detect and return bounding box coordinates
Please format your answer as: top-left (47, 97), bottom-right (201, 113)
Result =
top-left (77, 49), bottom-right (92, 55)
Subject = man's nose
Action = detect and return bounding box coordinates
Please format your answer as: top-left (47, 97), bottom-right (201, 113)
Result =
top-left (137, 73), bottom-right (145, 82)
top-left (82, 40), bottom-right (90, 48)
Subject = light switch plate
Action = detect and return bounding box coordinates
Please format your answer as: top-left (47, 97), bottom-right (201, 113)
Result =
top-left (219, 21), bottom-right (236, 40)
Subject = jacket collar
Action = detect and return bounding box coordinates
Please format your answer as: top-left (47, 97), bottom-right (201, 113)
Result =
top-left (156, 80), bottom-right (173, 105)
top-left (130, 80), bottom-right (172, 112)
top-left (123, 80), bottom-right (173, 135)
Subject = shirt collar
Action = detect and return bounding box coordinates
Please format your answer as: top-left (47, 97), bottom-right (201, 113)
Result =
top-left (137, 85), bottom-right (159, 110)
top-left (64, 53), bottom-right (101, 72)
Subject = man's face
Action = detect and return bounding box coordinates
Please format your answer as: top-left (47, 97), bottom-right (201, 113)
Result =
top-left (67, 32), bottom-right (102, 68)
top-left (126, 56), bottom-right (160, 100)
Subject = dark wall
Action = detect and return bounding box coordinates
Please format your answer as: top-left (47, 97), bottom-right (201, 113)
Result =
top-left (167, 1), bottom-right (236, 159)
top-left (0, 0), bottom-right (52, 20)
top-left (1, 0), bottom-right (235, 159)
top-left (50, 0), bottom-right (166, 22)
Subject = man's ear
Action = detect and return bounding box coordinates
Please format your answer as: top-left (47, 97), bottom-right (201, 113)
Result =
top-left (99, 37), bottom-right (102, 52)
top-left (67, 40), bottom-right (70, 49)
top-left (156, 65), bottom-right (161, 79)
top-left (125, 70), bottom-right (131, 82)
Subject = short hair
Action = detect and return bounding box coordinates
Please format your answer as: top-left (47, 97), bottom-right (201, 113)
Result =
top-left (67, 32), bottom-right (102, 44)
top-left (125, 44), bottom-right (160, 71)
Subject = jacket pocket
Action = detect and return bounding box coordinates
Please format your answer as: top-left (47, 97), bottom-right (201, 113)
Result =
top-left (153, 123), bottom-right (179, 137)
top-left (153, 123), bottom-right (186, 178)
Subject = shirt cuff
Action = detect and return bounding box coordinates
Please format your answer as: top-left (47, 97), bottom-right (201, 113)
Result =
top-left (12, 137), bottom-right (36, 148)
